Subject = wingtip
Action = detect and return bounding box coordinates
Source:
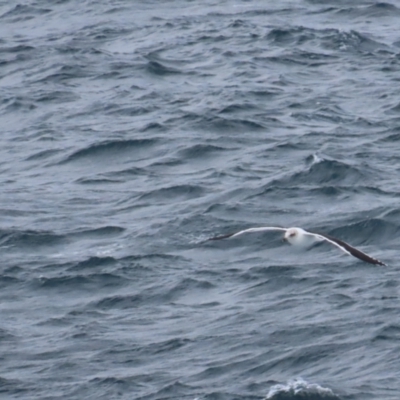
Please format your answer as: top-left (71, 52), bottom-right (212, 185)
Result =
top-left (371, 257), bottom-right (387, 267)
top-left (378, 261), bottom-right (387, 267)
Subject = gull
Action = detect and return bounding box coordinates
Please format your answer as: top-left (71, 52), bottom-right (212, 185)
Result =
top-left (208, 226), bottom-right (386, 266)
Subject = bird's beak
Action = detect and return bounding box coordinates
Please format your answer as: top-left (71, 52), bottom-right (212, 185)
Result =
top-left (281, 237), bottom-right (287, 243)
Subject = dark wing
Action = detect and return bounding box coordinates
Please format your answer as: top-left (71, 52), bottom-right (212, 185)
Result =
top-left (313, 232), bottom-right (387, 266)
top-left (208, 227), bottom-right (287, 241)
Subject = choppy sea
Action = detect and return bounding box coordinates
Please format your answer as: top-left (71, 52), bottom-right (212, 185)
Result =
top-left (1, 1), bottom-right (400, 399)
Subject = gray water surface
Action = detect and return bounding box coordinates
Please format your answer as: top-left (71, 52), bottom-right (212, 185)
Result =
top-left (1, 1), bottom-right (400, 399)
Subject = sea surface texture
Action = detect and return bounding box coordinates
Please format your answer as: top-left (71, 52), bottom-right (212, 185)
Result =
top-left (1, 1), bottom-right (400, 399)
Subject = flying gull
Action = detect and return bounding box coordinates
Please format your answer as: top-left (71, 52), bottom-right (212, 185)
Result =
top-left (208, 226), bottom-right (386, 266)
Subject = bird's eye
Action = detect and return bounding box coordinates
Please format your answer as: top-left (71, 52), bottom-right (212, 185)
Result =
top-left (289, 232), bottom-right (296, 237)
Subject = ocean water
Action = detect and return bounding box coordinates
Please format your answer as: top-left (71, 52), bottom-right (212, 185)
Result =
top-left (1, 1), bottom-right (400, 399)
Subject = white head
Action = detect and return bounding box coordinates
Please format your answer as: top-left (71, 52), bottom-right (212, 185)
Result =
top-left (284, 227), bottom-right (306, 246)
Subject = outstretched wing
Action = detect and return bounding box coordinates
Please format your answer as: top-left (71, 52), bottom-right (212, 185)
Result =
top-left (307, 231), bottom-right (387, 266)
top-left (208, 226), bottom-right (287, 241)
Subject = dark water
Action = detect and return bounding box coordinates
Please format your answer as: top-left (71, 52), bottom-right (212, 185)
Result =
top-left (1, 1), bottom-right (400, 399)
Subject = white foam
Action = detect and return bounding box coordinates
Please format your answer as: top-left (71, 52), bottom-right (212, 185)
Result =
top-left (266, 378), bottom-right (337, 399)
top-left (311, 153), bottom-right (324, 164)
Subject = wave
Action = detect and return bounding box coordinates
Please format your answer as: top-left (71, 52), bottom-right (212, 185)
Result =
top-left (139, 121), bottom-right (166, 132)
top-left (373, 323), bottom-right (400, 341)
top-left (0, 275), bottom-right (21, 288)
top-left (0, 226), bottom-right (125, 249)
top-left (37, 64), bottom-right (92, 83)
top-left (137, 184), bottom-right (205, 203)
top-left (93, 277), bottom-right (214, 309)
top-left (72, 226), bottom-right (125, 238)
top-left (295, 158), bottom-right (364, 185)
top-left (334, 3), bottom-right (400, 18)
top-left (75, 177), bottom-right (123, 185)
top-left (146, 60), bottom-right (184, 76)
top-left (266, 27), bottom-right (317, 46)
top-left (59, 138), bottom-right (157, 164)
top-left (176, 144), bottom-right (228, 160)
top-left (25, 149), bottom-right (62, 161)
top-left (36, 272), bottom-right (123, 289)
top-left (266, 378), bottom-right (341, 400)
top-left (264, 25), bottom-right (388, 58)
top-left (165, 113), bottom-right (267, 132)
top-left (0, 4), bottom-right (51, 20)
top-left (325, 217), bottom-right (398, 244)
top-left (65, 256), bottom-right (118, 271)
top-left (0, 44), bottom-right (35, 53)
top-left (255, 157), bottom-right (366, 195)
top-left (0, 228), bottom-right (65, 248)
top-left (322, 29), bottom-right (387, 53)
